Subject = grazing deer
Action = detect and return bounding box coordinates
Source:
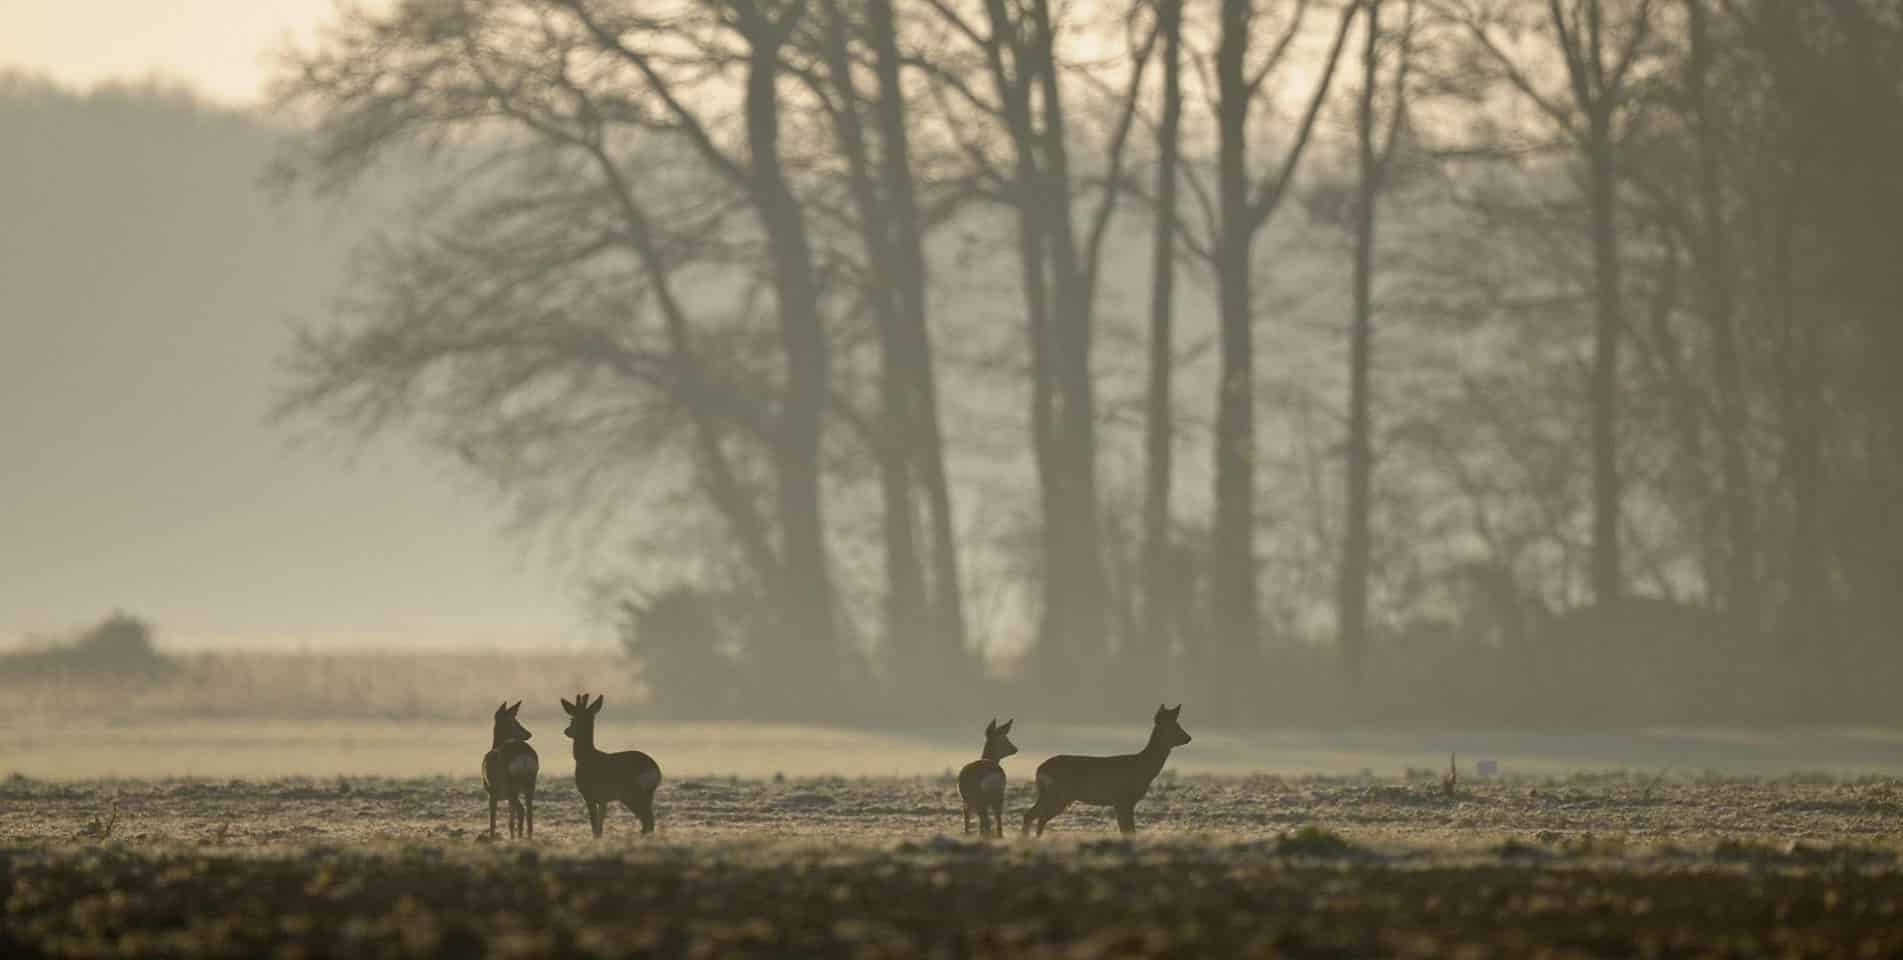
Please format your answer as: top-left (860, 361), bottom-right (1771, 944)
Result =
top-left (481, 700), bottom-right (538, 839)
top-left (1022, 704), bottom-right (1192, 837)
top-left (562, 693), bottom-right (662, 837)
top-left (957, 718), bottom-right (1018, 837)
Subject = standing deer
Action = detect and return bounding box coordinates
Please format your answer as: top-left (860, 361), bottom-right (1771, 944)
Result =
top-left (957, 718), bottom-right (1018, 837)
top-left (481, 700), bottom-right (538, 839)
top-left (562, 692), bottom-right (661, 837)
top-left (1022, 704), bottom-right (1192, 836)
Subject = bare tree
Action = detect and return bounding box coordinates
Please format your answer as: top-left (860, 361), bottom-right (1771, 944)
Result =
top-left (552, 0), bottom-right (853, 706)
top-left (1139, 0), bottom-right (1186, 689)
top-left (798, 0), bottom-right (972, 693)
top-left (917, 0), bottom-right (1155, 708)
top-left (1338, 0), bottom-right (1416, 684)
top-left (1208, 0), bottom-right (1359, 718)
top-left (1446, 0), bottom-right (1663, 605)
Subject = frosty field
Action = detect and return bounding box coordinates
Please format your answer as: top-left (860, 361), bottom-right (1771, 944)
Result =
top-left (7, 661), bottom-right (1903, 957)
top-left (6, 765), bottom-right (1903, 957)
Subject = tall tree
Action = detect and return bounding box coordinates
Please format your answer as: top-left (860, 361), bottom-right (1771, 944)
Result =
top-left (867, 0), bottom-right (971, 675)
top-left (1338, 0), bottom-right (1415, 683)
top-left (800, 0), bottom-right (971, 692)
top-left (920, 0), bottom-right (1154, 709)
top-left (559, 0), bottom-right (847, 706)
top-left (1210, 0), bottom-right (1359, 718)
top-left (807, 0), bottom-right (928, 687)
top-left (270, 0), bottom-right (804, 696)
top-left (1140, 0), bottom-right (1186, 686)
top-left (1452, 0), bottom-right (1661, 605)
top-left (1682, 0), bottom-right (1754, 622)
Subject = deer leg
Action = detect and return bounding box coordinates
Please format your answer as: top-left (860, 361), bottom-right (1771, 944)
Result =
top-left (488, 794), bottom-right (498, 838)
top-left (1024, 793), bottom-right (1063, 837)
top-left (1037, 800), bottom-right (1071, 836)
top-left (963, 803), bottom-right (973, 834)
top-left (593, 801), bottom-right (607, 838)
top-left (1021, 785), bottom-right (1046, 836)
top-left (1114, 803), bottom-right (1137, 836)
top-left (992, 798), bottom-right (1006, 837)
top-left (511, 797), bottom-right (526, 838)
top-left (627, 789), bottom-right (657, 835)
top-left (976, 805), bottom-right (991, 837)
top-left (525, 788), bottom-right (534, 840)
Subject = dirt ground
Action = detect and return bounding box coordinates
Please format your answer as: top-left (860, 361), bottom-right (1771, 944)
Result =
top-left (5, 772), bottom-right (1903, 957)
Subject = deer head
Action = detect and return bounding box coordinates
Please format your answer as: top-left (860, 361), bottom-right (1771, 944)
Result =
top-left (492, 700), bottom-right (530, 742)
top-left (983, 717), bottom-right (1019, 761)
top-left (561, 692), bottom-right (604, 740)
top-left (1153, 704), bottom-right (1191, 747)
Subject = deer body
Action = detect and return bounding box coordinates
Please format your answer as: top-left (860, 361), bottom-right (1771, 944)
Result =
top-left (1023, 705), bottom-right (1191, 836)
top-left (481, 701), bottom-right (538, 839)
top-left (563, 693), bottom-right (661, 836)
top-left (956, 718), bottom-right (1017, 837)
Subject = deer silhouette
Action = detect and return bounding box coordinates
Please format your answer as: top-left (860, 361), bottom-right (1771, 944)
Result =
top-left (481, 700), bottom-right (538, 839)
top-left (957, 718), bottom-right (1018, 837)
top-left (562, 693), bottom-right (661, 837)
top-left (1022, 704), bottom-right (1191, 836)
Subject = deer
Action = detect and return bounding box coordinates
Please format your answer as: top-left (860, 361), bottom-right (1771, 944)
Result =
top-left (481, 700), bottom-right (538, 839)
top-left (1022, 704), bottom-right (1191, 837)
top-left (957, 718), bottom-right (1018, 837)
top-left (562, 692), bottom-right (662, 837)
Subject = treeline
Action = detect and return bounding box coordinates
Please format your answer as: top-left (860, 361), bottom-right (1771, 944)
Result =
top-left (273, 0), bottom-right (1903, 726)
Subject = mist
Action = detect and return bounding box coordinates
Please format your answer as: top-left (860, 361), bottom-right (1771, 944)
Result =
top-left (7, 1), bottom-right (1903, 746)
top-left (8, 5), bottom-right (1903, 957)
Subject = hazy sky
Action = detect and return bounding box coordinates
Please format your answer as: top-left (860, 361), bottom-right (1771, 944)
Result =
top-left (0, 11), bottom-right (589, 653)
top-left (2, 1), bottom-right (350, 105)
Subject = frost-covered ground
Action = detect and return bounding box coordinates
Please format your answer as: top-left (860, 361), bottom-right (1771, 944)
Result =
top-left (5, 774), bottom-right (1903, 957)
top-left (4, 771), bottom-right (1903, 849)
top-left (7, 723), bottom-right (1903, 957)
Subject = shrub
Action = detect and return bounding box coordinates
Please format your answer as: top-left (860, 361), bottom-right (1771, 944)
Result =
top-left (2, 611), bottom-right (172, 683)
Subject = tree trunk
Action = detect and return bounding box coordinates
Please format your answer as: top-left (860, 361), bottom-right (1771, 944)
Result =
top-left (1140, 0), bottom-right (1184, 688)
top-left (869, 0), bottom-right (968, 670)
top-left (818, 0), bottom-right (931, 691)
top-left (1773, 155), bottom-right (1823, 663)
top-left (1026, 0), bottom-right (1110, 705)
top-left (1687, 0), bottom-right (1756, 624)
top-left (1211, 0), bottom-right (1261, 719)
top-left (1339, 0), bottom-right (1381, 684)
top-left (1586, 105), bottom-right (1624, 606)
top-left (744, 30), bottom-right (843, 706)
top-left (982, 0), bottom-right (1070, 694)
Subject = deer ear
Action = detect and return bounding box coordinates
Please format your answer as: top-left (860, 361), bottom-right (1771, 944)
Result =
top-left (588, 694), bottom-right (605, 715)
top-left (560, 697), bottom-right (576, 715)
top-left (999, 719), bottom-right (1013, 734)
top-left (508, 700), bottom-right (522, 714)
top-left (986, 718), bottom-right (997, 735)
top-left (497, 701), bottom-right (508, 714)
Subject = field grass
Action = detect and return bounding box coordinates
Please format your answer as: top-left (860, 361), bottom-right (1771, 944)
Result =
top-left (9, 654), bottom-right (1903, 955)
top-left (5, 774), bottom-right (1903, 957)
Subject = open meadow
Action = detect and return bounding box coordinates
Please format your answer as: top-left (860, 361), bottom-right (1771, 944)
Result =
top-left (7, 653), bottom-right (1903, 956)
top-left (6, 772), bottom-right (1903, 957)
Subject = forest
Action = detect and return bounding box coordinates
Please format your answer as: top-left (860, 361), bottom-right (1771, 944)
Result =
top-left (267, 0), bottom-right (1903, 727)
